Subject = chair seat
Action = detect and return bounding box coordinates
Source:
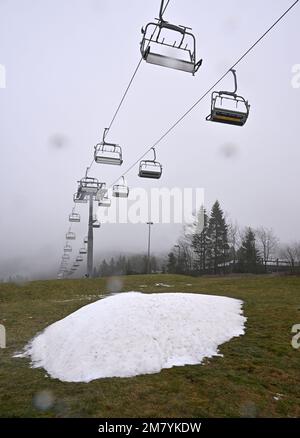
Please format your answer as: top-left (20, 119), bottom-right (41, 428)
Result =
top-left (95, 156), bottom-right (123, 165)
top-left (113, 191), bottom-right (129, 198)
top-left (208, 109), bottom-right (248, 126)
top-left (139, 169), bottom-right (162, 179)
top-left (145, 51), bottom-right (195, 73)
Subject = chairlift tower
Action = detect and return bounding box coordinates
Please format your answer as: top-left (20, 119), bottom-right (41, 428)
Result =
top-left (87, 194), bottom-right (94, 277)
top-left (76, 173), bottom-right (105, 278)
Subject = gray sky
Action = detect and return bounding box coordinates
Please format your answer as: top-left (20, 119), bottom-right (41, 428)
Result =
top-left (0, 0), bottom-right (299, 279)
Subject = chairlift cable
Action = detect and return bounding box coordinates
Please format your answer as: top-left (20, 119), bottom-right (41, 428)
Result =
top-left (59, 0), bottom-right (298, 275)
top-left (105, 1), bottom-right (172, 138)
top-left (84, 0), bottom-right (172, 178)
top-left (109, 0), bottom-right (299, 187)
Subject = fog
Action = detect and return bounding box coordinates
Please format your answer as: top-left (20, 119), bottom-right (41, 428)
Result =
top-left (0, 0), bottom-right (299, 279)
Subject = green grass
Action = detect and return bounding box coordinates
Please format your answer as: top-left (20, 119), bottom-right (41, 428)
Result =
top-left (0, 274), bottom-right (300, 418)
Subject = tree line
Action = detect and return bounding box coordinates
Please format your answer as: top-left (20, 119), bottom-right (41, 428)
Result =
top-left (94, 254), bottom-right (162, 277)
top-left (93, 200), bottom-right (299, 278)
top-left (167, 200), bottom-right (300, 275)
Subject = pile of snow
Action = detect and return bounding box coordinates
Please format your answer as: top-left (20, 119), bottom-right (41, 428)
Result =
top-left (17, 292), bottom-right (246, 382)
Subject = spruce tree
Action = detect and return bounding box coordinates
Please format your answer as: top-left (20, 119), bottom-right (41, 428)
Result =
top-left (237, 228), bottom-right (262, 273)
top-left (207, 201), bottom-right (229, 274)
top-left (99, 259), bottom-right (109, 276)
top-left (167, 252), bottom-right (177, 274)
top-left (192, 206), bottom-right (209, 274)
top-left (109, 258), bottom-right (115, 276)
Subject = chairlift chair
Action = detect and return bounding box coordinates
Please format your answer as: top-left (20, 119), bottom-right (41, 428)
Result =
top-left (93, 219), bottom-right (101, 228)
top-left (76, 256), bottom-right (84, 262)
top-left (98, 195), bottom-right (111, 207)
top-left (73, 192), bottom-right (87, 204)
top-left (66, 231), bottom-right (76, 240)
top-left (78, 174), bottom-right (102, 196)
top-left (206, 69), bottom-right (250, 126)
top-left (94, 128), bottom-right (123, 165)
top-left (79, 247), bottom-right (87, 255)
top-left (140, 0), bottom-right (202, 75)
top-left (69, 210), bottom-right (80, 223)
top-left (84, 236), bottom-right (88, 244)
top-left (64, 244), bottom-right (72, 253)
top-left (113, 176), bottom-right (129, 198)
top-left (95, 186), bottom-right (108, 202)
top-left (139, 148), bottom-right (162, 179)
top-left (62, 254), bottom-right (70, 260)
top-left (74, 263), bottom-right (80, 268)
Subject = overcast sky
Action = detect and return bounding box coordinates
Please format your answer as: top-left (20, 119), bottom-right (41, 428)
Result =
top-left (0, 0), bottom-right (299, 279)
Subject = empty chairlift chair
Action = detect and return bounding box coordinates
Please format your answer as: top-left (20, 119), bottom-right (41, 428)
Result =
top-left (78, 177), bottom-right (98, 195)
top-left (113, 176), bottom-right (129, 198)
top-left (139, 147), bottom-right (162, 179)
top-left (64, 244), bottom-right (72, 253)
top-left (73, 192), bottom-right (87, 204)
top-left (69, 209), bottom-right (80, 223)
top-left (94, 128), bottom-right (123, 165)
top-left (76, 256), bottom-right (83, 262)
top-left (77, 172), bottom-right (104, 197)
top-left (98, 195), bottom-right (111, 207)
top-left (92, 215), bottom-right (101, 228)
top-left (206, 69), bottom-right (250, 126)
top-left (140, 0), bottom-right (202, 75)
top-left (79, 247), bottom-right (87, 255)
top-left (95, 186), bottom-right (108, 202)
top-left (66, 230), bottom-right (76, 240)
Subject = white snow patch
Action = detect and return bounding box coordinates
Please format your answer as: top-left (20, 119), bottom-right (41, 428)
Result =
top-left (155, 283), bottom-right (173, 287)
top-left (16, 292), bottom-right (246, 383)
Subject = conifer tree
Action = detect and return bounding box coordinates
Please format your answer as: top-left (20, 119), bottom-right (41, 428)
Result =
top-left (207, 201), bottom-right (229, 274)
top-left (192, 206), bottom-right (209, 274)
top-left (237, 228), bottom-right (262, 273)
top-left (167, 252), bottom-right (177, 274)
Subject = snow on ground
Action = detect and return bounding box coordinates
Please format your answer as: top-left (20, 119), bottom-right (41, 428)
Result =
top-left (16, 292), bottom-right (246, 383)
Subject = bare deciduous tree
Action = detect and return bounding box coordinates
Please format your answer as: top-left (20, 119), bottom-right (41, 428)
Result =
top-left (279, 242), bottom-right (300, 271)
top-left (228, 220), bottom-right (241, 266)
top-left (256, 227), bottom-right (279, 263)
top-left (177, 238), bottom-right (194, 273)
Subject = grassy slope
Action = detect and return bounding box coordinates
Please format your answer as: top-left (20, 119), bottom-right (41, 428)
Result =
top-left (0, 274), bottom-right (299, 418)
